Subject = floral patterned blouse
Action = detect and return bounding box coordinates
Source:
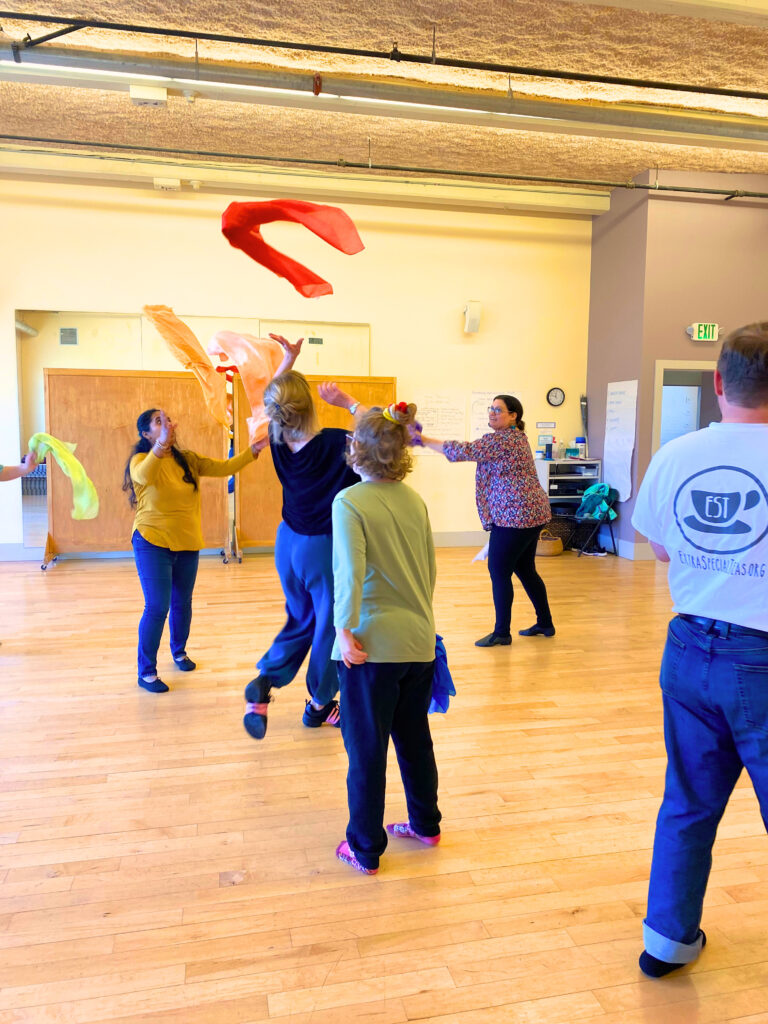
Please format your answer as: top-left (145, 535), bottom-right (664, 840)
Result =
top-left (443, 428), bottom-right (552, 531)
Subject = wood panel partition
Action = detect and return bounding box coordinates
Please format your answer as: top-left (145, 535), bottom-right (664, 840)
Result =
top-left (233, 375), bottom-right (396, 549)
top-left (43, 369), bottom-right (231, 562)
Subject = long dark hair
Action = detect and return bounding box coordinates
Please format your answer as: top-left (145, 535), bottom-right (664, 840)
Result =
top-left (495, 394), bottom-right (525, 432)
top-left (122, 408), bottom-right (198, 508)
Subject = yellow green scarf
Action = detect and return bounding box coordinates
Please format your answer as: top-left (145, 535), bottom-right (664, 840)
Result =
top-left (28, 433), bottom-right (99, 520)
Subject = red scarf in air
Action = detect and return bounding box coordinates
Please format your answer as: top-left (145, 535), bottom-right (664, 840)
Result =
top-left (221, 199), bottom-right (364, 297)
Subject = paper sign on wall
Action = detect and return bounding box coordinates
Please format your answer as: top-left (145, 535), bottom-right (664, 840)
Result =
top-left (413, 391), bottom-right (466, 453)
top-left (603, 379), bottom-right (638, 502)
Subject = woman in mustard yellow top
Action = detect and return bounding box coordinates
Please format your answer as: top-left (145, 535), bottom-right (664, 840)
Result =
top-left (124, 409), bottom-right (262, 693)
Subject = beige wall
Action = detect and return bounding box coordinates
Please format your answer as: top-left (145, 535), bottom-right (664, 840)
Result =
top-left (587, 169), bottom-right (768, 558)
top-left (0, 179), bottom-right (593, 552)
top-left (19, 312), bottom-right (143, 444)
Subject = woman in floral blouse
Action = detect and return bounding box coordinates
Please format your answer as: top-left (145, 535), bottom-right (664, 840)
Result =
top-left (415, 394), bottom-right (554, 647)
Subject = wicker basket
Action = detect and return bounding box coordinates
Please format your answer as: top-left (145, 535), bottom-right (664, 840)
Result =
top-left (537, 528), bottom-right (564, 557)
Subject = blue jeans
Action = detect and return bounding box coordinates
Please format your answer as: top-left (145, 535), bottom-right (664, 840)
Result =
top-left (256, 522), bottom-right (338, 706)
top-left (132, 531), bottom-right (199, 678)
top-left (645, 615), bottom-right (768, 963)
top-left (337, 660), bottom-right (441, 870)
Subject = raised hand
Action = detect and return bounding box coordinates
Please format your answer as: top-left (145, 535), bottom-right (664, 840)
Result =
top-left (19, 452), bottom-right (38, 477)
top-left (269, 334), bottom-right (304, 362)
top-left (319, 382), bottom-right (354, 409)
top-left (408, 420), bottom-right (424, 446)
top-left (157, 414), bottom-right (175, 453)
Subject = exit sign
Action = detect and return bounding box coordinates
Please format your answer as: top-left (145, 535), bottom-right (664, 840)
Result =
top-left (687, 322), bottom-right (720, 341)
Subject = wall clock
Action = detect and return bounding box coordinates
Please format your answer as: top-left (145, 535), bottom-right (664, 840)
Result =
top-left (546, 387), bottom-right (565, 407)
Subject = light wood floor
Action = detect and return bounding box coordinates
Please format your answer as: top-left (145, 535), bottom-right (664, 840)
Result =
top-left (1, 549), bottom-right (767, 1023)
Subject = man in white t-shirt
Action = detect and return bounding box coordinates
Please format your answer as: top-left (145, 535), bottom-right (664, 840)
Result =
top-left (632, 322), bottom-right (768, 978)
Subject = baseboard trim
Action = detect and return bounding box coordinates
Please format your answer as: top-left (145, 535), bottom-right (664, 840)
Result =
top-left (596, 527), bottom-right (654, 560)
top-left (433, 531), bottom-right (487, 548)
top-left (0, 544), bottom-right (44, 562)
top-left (0, 547), bottom-right (235, 563)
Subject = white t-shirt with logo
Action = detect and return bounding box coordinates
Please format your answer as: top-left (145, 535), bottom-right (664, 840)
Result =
top-left (632, 422), bottom-right (768, 631)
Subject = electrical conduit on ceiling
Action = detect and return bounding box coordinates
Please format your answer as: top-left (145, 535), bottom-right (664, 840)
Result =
top-left (2, 10), bottom-right (768, 102)
top-left (1, 134), bottom-right (767, 200)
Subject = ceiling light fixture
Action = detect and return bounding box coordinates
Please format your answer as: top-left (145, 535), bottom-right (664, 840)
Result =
top-left (2, 52), bottom-right (768, 151)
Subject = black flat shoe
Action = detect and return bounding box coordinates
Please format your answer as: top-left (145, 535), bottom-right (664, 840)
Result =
top-left (518, 624), bottom-right (556, 637)
top-left (474, 632), bottom-right (512, 647)
top-left (173, 655), bottom-right (197, 671)
top-left (138, 676), bottom-right (169, 693)
top-left (243, 676), bottom-right (272, 740)
top-left (244, 675), bottom-right (272, 703)
top-left (639, 931), bottom-right (706, 978)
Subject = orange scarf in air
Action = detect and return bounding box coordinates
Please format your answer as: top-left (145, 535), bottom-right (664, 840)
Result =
top-left (143, 305), bottom-right (230, 428)
top-left (207, 331), bottom-right (284, 444)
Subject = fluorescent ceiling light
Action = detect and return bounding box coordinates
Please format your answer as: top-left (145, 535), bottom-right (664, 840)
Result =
top-left (2, 53), bottom-right (768, 150)
top-left (0, 59), bottom-right (514, 115)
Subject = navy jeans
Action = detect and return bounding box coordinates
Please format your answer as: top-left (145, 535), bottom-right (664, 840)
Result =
top-left (337, 660), bottom-right (441, 870)
top-left (257, 522), bottom-right (338, 706)
top-left (132, 530), bottom-right (199, 678)
top-left (488, 524), bottom-right (552, 636)
top-left (645, 615), bottom-right (768, 964)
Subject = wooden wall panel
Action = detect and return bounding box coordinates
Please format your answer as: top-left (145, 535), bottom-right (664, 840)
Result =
top-left (44, 369), bottom-right (230, 555)
top-left (234, 375), bottom-right (396, 548)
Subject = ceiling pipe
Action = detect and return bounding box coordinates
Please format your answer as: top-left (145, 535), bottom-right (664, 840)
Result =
top-left (1, 10), bottom-right (768, 103)
top-left (15, 317), bottom-right (38, 336)
top-left (2, 133), bottom-right (767, 200)
top-left (10, 23), bottom-right (80, 61)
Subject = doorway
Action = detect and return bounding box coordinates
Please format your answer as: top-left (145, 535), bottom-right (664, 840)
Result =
top-left (651, 360), bottom-right (719, 455)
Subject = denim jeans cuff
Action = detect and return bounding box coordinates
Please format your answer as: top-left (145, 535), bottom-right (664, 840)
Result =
top-left (643, 920), bottom-right (703, 964)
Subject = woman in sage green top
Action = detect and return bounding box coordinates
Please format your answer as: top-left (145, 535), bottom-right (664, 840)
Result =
top-left (332, 401), bottom-right (442, 875)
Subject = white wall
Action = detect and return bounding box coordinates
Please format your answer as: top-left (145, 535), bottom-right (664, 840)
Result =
top-left (0, 179), bottom-right (592, 552)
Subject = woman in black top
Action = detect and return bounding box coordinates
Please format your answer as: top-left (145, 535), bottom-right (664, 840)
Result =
top-left (243, 371), bottom-right (361, 739)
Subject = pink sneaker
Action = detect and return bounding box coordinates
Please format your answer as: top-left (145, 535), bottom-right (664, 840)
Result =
top-left (385, 822), bottom-right (441, 846)
top-left (335, 841), bottom-right (378, 875)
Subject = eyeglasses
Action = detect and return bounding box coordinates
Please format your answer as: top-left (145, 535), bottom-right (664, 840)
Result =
top-left (487, 406), bottom-right (505, 415)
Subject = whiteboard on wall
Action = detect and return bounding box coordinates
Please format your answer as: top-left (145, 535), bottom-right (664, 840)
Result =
top-left (259, 320), bottom-right (370, 376)
top-left (603, 379), bottom-right (638, 502)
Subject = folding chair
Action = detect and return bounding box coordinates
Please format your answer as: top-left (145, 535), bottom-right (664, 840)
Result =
top-left (564, 485), bottom-right (619, 557)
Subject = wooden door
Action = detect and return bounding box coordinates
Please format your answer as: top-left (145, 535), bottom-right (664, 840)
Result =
top-left (44, 369), bottom-right (229, 554)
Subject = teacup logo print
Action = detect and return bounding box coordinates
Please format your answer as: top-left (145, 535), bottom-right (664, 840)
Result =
top-left (674, 465), bottom-right (768, 554)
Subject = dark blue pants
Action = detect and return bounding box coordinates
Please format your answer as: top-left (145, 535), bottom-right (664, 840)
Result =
top-left (645, 615), bottom-right (768, 964)
top-left (488, 524), bottom-right (552, 635)
top-left (257, 522), bottom-right (338, 706)
top-left (132, 530), bottom-right (199, 678)
top-left (337, 660), bottom-right (441, 870)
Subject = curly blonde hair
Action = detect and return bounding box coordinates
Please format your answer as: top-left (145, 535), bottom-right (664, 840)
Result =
top-left (348, 403), bottom-right (418, 481)
top-left (263, 371), bottom-right (319, 443)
